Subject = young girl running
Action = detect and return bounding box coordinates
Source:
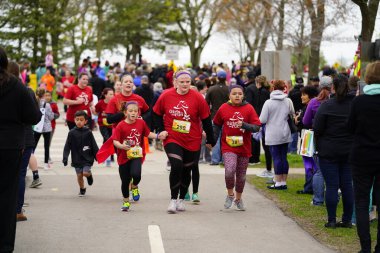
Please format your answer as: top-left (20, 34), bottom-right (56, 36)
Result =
top-left (95, 88), bottom-right (114, 166)
top-left (213, 85), bottom-right (261, 210)
top-left (113, 101), bottom-right (167, 212)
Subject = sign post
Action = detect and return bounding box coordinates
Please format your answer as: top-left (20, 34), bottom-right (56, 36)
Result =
top-left (165, 45), bottom-right (180, 61)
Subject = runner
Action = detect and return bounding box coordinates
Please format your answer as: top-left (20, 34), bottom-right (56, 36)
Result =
top-left (153, 70), bottom-right (215, 214)
top-left (213, 84), bottom-right (261, 211)
top-left (62, 110), bottom-right (99, 197)
top-left (112, 101), bottom-right (167, 212)
top-left (63, 73), bottom-right (93, 130)
top-left (105, 74), bottom-right (149, 127)
top-left (95, 88), bottom-right (114, 166)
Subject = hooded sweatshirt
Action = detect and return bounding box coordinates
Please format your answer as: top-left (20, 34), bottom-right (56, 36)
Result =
top-left (0, 75), bottom-right (41, 149)
top-left (259, 90), bottom-right (294, 145)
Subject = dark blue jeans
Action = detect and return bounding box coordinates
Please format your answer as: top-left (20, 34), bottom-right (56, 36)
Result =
top-left (269, 143), bottom-right (289, 175)
top-left (17, 147), bottom-right (33, 214)
top-left (319, 158), bottom-right (353, 223)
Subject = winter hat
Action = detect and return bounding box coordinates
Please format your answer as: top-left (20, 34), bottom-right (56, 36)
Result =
top-left (217, 70), bottom-right (227, 79)
top-left (319, 76), bottom-right (333, 89)
top-left (229, 84), bottom-right (244, 93)
top-left (247, 71), bottom-right (256, 80)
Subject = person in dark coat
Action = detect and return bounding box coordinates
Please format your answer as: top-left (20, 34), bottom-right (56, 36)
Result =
top-left (134, 75), bottom-right (154, 130)
top-left (0, 47), bottom-right (41, 253)
top-left (287, 77), bottom-right (304, 153)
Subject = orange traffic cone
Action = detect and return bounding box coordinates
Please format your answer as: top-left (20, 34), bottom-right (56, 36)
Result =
top-left (144, 137), bottom-right (152, 153)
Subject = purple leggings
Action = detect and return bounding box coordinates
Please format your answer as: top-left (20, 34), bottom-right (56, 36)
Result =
top-left (223, 152), bottom-right (249, 193)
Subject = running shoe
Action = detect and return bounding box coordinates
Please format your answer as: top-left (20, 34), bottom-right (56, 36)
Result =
top-left (167, 199), bottom-right (177, 214)
top-left (184, 191), bottom-right (190, 201)
top-left (224, 195), bottom-right (234, 209)
top-left (257, 169), bottom-right (274, 178)
top-left (235, 199), bottom-right (246, 211)
top-left (176, 199), bottom-right (185, 211)
top-left (87, 174), bottom-right (93, 186)
top-left (78, 188), bottom-right (86, 197)
top-left (43, 163), bottom-right (50, 170)
top-left (29, 178), bottom-right (42, 188)
top-left (132, 188), bottom-right (140, 201)
top-left (192, 193), bottom-right (200, 203)
top-left (121, 201), bottom-right (130, 212)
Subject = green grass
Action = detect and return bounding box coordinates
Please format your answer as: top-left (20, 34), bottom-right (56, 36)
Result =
top-left (248, 174), bottom-right (378, 253)
top-left (219, 153), bottom-right (304, 168)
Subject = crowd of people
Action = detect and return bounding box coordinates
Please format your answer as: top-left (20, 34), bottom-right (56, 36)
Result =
top-left (1, 45), bottom-right (380, 253)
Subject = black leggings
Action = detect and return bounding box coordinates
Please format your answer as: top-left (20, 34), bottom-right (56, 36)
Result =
top-left (191, 165), bottom-right (200, 194)
top-left (119, 159), bottom-right (142, 198)
top-left (34, 131), bottom-right (51, 163)
top-left (165, 143), bottom-right (200, 199)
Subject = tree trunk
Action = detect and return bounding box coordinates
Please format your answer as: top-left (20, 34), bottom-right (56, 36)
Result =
top-left (355, 0), bottom-right (380, 42)
top-left (51, 32), bottom-right (60, 64)
top-left (32, 35), bottom-right (39, 71)
top-left (190, 47), bottom-right (202, 68)
top-left (96, 1), bottom-right (104, 58)
top-left (277, 0), bottom-right (285, 50)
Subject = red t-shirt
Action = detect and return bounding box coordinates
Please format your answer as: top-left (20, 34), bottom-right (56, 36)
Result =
top-left (213, 103), bottom-right (261, 157)
top-left (95, 99), bottom-right (111, 128)
top-left (105, 93), bottom-right (149, 127)
top-left (153, 88), bottom-right (210, 151)
top-left (113, 119), bottom-right (151, 165)
top-left (65, 85), bottom-right (93, 122)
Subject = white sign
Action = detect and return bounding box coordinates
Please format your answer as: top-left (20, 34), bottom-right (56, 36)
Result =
top-left (165, 45), bottom-right (180, 60)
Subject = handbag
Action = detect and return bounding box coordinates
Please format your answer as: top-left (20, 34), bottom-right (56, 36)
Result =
top-left (286, 99), bottom-right (297, 133)
top-left (298, 129), bottom-right (315, 157)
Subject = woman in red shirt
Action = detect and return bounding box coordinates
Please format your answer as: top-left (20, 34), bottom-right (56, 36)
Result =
top-left (213, 85), bottom-right (261, 211)
top-left (95, 88), bottom-right (114, 166)
top-left (105, 75), bottom-right (149, 128)
top-left (153, 70), bottom-right (215, 214)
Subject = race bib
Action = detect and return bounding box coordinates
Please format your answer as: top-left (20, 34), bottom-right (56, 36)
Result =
top-left (172, 119), bottom-right (191, 134)
top-left (226, 136), bottom-right (244, 147)
top-left (127, 146), bottom-right (143, 159)
top-left (102, 118), bottom-right (111, 126)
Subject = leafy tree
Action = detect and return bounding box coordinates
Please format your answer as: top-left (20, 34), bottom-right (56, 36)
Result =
top-left (172, 0), bottom-right (229, 67)
top-left (105, 0), bottom-right (181, 62)
top-left (351, 0), bottom-right (380, 42)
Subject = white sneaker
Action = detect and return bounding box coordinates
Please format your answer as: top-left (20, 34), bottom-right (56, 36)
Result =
top-left (44, 163), bottom-right (50, 170)
top-left (176, 199), bottom-right (185, 211)
top-left (167, 199), bottom-right (177, 214)
top-left (257, 169), bottom-right (274, 178)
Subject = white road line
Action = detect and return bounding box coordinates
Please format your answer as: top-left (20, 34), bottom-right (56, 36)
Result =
top-left (148, 225), bottom-right (165, 253)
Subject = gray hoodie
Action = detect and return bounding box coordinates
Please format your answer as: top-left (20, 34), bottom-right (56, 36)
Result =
top-left (259, 90), bottom-right (294, 145)
top-left (38, 99), bottom-right (54, 133)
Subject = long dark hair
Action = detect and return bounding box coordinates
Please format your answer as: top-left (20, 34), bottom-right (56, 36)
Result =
top-left (0, 47), bottom-right (10, 90)
top-left (333, 74), bottom-right (349, 103)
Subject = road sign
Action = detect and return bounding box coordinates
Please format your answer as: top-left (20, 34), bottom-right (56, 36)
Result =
top-left (165, 45), bottom-right (179, 60)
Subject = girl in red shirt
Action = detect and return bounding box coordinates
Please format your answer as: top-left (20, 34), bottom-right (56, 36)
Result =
top-left (95, 88), bottom-right (114, 166)
top-left (113, 101), bottom-right (167, 212)
top-left (153, 70), bottom-right (216, 214)
top-left (213, 85), bottom-right (261, 211)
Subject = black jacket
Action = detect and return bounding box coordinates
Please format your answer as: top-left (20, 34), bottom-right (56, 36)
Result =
top-left (206, 82), bottom-right (229, 119)
top-left (288, 84), bottom-right (304, 113)
top-left (89, 76), bottom-right (106, 98)
top-left (313, 95), bottom-right (355, 162)
top-left (245, 84), bottom-right (270, 116)
top-left (63, 127), bottom-right (99, 167)
top-left (134, 84), bottom-right (154, 129)
top-left (347, 94), bottom-right (380, 166)
top-left (0, 76), bottom-right (41, 149)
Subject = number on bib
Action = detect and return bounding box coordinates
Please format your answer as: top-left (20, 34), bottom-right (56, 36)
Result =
top-left (172, 119), bottom-right (191, 133)
top-left (226, 136), bottom-right (244, 147)
top-left (127, 146), bottom-right (143, 159)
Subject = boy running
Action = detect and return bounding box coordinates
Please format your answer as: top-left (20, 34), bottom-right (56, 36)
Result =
top-left (63, 110), bottom-right (99, 196)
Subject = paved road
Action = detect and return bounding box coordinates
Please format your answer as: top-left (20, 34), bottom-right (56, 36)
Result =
top-left (15, 107), bottom-right (334, 253)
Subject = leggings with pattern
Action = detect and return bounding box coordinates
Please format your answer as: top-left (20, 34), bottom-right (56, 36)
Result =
top-left (223, 152), bottom-right (249, 193)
